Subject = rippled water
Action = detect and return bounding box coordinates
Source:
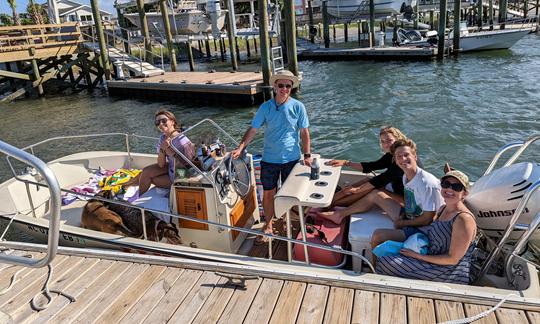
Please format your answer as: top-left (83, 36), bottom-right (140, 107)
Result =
top-left (1, 33), bottom-right (539, 184)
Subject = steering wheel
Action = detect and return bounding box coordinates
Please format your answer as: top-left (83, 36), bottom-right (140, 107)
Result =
top-left (227, 154), bottom-right (252, 198)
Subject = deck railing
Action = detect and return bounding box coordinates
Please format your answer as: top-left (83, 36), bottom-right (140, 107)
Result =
top-left (0, 23), bottom-right (82, 53)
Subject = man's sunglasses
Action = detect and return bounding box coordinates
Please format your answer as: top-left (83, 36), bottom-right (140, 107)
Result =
top-left (155, 118), bottom-right (168, 126)
top-left (441, 180), bottom-right (465, 192)
top-left (277, 83), bottom-right (292, 89)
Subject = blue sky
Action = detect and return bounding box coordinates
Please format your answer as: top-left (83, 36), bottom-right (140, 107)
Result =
top-left (0, 0), bottom-right (117, 17)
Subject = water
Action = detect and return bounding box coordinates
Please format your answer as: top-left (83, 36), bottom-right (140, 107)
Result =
top-left (1, 34), bottom-right (539, 183)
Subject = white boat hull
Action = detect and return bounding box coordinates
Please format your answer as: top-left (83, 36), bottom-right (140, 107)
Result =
top-left (124, 11), bottom-right (226, 36)
top-left (326, 0), bottom-right (408, 18)
top-left (460, 29), bottom-right (530, 52)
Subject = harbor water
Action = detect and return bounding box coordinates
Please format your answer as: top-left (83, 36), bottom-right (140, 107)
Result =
top-left (0, 34), bottom-right (539, 240)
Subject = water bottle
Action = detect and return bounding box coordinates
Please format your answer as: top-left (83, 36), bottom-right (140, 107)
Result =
top-left (310, 158), bottom-right (320, 180)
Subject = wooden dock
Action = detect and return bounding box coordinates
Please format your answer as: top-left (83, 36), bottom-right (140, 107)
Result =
top-left (298, 46), bottom-right (437, 61)
top-left (1, 246), bottom-right (540, 323)
top-left (107, 71), bottom-right (266, 105)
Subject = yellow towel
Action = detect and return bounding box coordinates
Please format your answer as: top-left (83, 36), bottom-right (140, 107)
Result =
top-left (99, 168), bottom-right (141, 194)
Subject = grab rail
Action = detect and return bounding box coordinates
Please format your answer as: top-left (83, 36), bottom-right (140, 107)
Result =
top-left (483, 134), bottom-right (540, 175)
top-left (0, 140), bottom-right (61, 268)
top-left (476, 180), bottom-right (540, 281)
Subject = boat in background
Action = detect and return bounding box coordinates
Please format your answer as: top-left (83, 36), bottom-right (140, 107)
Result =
top-left (452, 20), bottom-right (535, 52)
top-left (326, 0), bottom-right (415, 19)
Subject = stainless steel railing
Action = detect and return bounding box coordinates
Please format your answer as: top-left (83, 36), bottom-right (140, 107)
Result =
top-left (0, 140), bottom-right (61, 268)
top-left (483, 134), bottom-right (540, 175)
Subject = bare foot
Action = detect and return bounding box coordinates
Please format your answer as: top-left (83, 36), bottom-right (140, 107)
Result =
top-left (317, 210), bottom-right (345, 224)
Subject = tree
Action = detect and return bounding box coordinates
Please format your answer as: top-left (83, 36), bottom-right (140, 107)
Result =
top-left (27, 0), bottom-right (46, 24)
top-left (0, 13), bottom-right (13, 26)
top-left (7, 0), bottom-right (21, 25)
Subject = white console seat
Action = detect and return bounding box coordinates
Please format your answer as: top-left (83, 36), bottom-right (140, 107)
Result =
top-left (349, 208), bottom-right (395, 271)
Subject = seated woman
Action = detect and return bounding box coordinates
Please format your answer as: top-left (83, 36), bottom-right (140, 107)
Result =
top-left (327, 126), bottom-right (408, 208)
top-left (138, 109), bottom-right (195, 195)
top-left (373, 170), bottom-right (477, 284)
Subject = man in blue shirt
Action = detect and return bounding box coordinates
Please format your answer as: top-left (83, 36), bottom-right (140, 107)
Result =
top-left (232, 70), bottom-right (312, 242)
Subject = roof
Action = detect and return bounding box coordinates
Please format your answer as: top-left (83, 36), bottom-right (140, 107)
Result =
top-left (42, 0), bottom-right (112, 16)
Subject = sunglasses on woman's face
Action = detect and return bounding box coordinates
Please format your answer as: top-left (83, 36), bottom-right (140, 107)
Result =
top-left (441, 180), bottom-right (465, 192)
top-left (155, 118), bottom-right (168, 126)
top-left (277, 83), bottom-right (292, 89)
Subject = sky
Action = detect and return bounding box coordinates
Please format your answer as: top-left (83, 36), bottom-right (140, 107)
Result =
top-left (0, 0), bottom-right (117, 17)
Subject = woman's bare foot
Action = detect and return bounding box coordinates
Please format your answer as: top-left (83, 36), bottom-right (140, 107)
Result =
top-left (317, 210), bottom-right (345, 225)
top-left (255, 220), bottom-right (274, 244)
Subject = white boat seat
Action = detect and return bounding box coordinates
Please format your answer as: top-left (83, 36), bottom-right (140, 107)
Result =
top-left (349, 208), bottom-right (394, 272)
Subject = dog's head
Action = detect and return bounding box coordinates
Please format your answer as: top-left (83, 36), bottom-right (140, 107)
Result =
top-left (95, 189), bottom-right (115, 200)
top-left (151, 221), bottom-right (182, 245)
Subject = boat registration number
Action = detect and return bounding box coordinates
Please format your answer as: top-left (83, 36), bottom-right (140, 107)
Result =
top-left (27, 225), bottom-right (86, 245)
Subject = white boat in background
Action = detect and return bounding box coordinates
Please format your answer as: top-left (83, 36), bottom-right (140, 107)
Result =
top-left (326, 0), bottom-right (414, 19)
top-left (453, 21), bottom-right (534, 52)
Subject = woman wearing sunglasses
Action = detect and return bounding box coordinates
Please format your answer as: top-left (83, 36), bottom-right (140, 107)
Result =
top-left (138, 109), bottom-right (195, 195)
top-left (376, 170), bottom-right (477, 284)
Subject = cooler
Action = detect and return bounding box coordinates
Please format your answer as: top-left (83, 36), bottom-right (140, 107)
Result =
top-left (349, 208), bottom-right (394, 272)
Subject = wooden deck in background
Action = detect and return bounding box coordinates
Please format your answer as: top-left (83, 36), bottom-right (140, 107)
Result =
top-left (107, 71), bottom-right (266, 105)
top-left (1, 247), bottom-right (539, 323)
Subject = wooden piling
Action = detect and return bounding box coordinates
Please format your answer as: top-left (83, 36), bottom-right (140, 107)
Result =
top-left (489, 0), bottom-right (494, 25)
top-left (499, 0), bottom-right (508, 23)
top-left (437, 0), bottom-right (447, 59)
top-left (219, 37), bottom-right (226, 61)
top-left (235, 37), bottom-right (241, 62)
top-left (478, 0), bottom-right (483, 27)
top-left (357, 20), bottom-right (361, 45)
top-left (430, 10), bottom-right (434, 29)
top-left (253, 37), bottom-right (258, 53)
top-left (186, 40), bottom-right (195, 71)
top-left (31, 59), bottom-right (43, 95)
top-left (136, 0), bottom-right (153, 64)
top-left (284, 0), bottom-right (299, 76)
top-left (453, 0), bottom-right (461, 54)
top-left (344, 23), bottom-right (348, 42)
top-left (225, 0), bottom-right (238, 70)
top-left (308, 0), bottom-right (315, 43)
top-left (369, 0), bottom-right (375, 46)
top-left (258, 0), bottom-right (273, 99)
top-left (159, 0), bottom-right (176, 72)
top-left (332, 24), bottom-right (336, 42)
top-left (246, 37), bottom-right (251, 57)
top-left (323, 1), bottom-right (330, 48)
top-left (205, 38), bottom-right (211, 58)
top-left (90, 0), bottom-right (111, 80)
top-left (414, 0), bottom-right (419, 29)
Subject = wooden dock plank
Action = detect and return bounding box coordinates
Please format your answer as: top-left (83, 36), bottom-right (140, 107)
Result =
top-left (95, 265), bottom-right (167, 323)
top-left (243, 278), bottom-right (284, 324)
top-left (495, 308), bottom-right (529, 323)
top-left (527, 311), bottom-right (540, 323)
top-left (27, 259), bottom-right (116, 324)
top-left (142, 269), bottom-right (203, 323)
top-left (118, 267), bottom-right (183, 324)
top-left (351, 290), bottom-right (380, 324)
top-left (380, 293), bottom-right (407, 324)
top-left (72, 262), bottom-right (149, 324)
top-left (407, 297), bottom-right (436, 324)
top-left (167, 271), bottom-right (221, 323)
top-left (434, 300), bottom-right (466, 322)
top-left (296, 284), bottom-right (330, 324)
top-left (14, 257), bottom-right (99, 323)
top-left (216, 278), bottom-right (262, 324)
top-left (0, 254), bottom-right (69, 308)
top-left (0, 252), bottom-right (45, 284)
top-left (464, 304), bottom-right (498, 324)
top-left (191, 277), bottom-right (236, 324)
top-left (323, 286), bottom-right (354, 324)
top-left (269, 281), bottom-right (306, 324)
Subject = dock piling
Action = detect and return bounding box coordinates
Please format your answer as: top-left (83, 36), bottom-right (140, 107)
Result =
top-left (225, 0), bottom-right (239, 70)
top-left (437, 0), bottom-right (448, 59)
top-left (322, 1), bottom-right (330, 48)
top-left (159, 0), bottom-right (177, 72)
top-left (136, 0), bottom-right (153, 64)
top-left (90, 0), bottom-right (111, 80)
top-left (284, 0), bottom-right (299, 76)
top-left (186, 40), bottom-right (195, 71)
top-left (258, 0), bottom-right (272, 99)
top-left (453, 0), bottom-right (461, 54)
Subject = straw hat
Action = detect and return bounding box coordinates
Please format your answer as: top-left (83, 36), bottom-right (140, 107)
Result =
top-left (442, 170), bottom-right (470, 190)
top-left (269, 70), bottom-right (299, 88)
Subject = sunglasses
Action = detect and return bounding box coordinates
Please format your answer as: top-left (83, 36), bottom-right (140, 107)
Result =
top-left (277, 83), bottom-right (292, 89)
top-left (155, 118), bottom-right (168, 126)
top-left (441, 180), bottom-right (465, 192)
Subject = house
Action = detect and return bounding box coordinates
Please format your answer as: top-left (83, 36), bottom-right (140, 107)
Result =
top-left (43, 0), bottom-right (112, 26)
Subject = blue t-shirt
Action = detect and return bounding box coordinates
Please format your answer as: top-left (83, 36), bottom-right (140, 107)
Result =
top-left (251, 97), bottom-right (309, 164)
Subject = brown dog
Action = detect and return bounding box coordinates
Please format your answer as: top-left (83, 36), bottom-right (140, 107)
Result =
top-left (81, 199), bottom-right (134, 236)
top-left (147, 219), bottom-right (183, 245)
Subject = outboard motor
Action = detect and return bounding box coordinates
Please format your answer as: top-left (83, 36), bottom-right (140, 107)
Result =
top-left (465, 162), bottom-right (540, 239)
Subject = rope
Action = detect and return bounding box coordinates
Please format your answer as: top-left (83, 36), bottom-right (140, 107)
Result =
top-left (439, 293), bottom-right (518, 324)
top-left (31, 264), bottom-right (76, 311)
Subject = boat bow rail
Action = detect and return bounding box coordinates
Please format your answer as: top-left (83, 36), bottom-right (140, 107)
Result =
top-left (0, 140), bottom-right (61, 268)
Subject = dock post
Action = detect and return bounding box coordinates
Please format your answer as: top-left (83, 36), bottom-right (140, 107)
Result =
top-left (205, 38), bottom-right (212, 58)
top-left (31, 59), bottom-right (44, 95)
top-left (414, 0), bottom-right (419, 29)
top-left (225, 0), bottom-right (239, 70)
top-left (246, 37), bottom-right (251, 57)
top-left (284, 0), bottom-right (299, 76)
top-left (116, 8), bottom-right (130, 54)
top-left (332, 24), bottom-right (336, 42)
top-left (344, 22), bottom-right (348, 42)
top-left (536, 0), bottom-right (539, 16)
top-left (453, 0), bottom-right (461, 54)
top-left (429, 10), bottom-right (434, 29)
top-left (523, 0), bottom-right (528, 17)
top-left (136, 0), bottom-right (153, 64)
top-left (437, 0), bottom-right (448, 59)
top-left (478, 0), bottom-right (483, 27)
top-left (308, 0), bottom-right (315, 43)
top-left (369, 0), bottom-right (375, 46)
top-left (258, 0), bottom-right (273, 99)
top-left (357, 20), bottom-right (361, 45)
top-left (159, 0), bottom-right (177, 72)
top-left (488, 0), bottom-right (494, 26)
top-left (235, 37), bottom-right (241, 61)
top-left (322, 1), bottom-right (330, 48)
top-left (186, 40), bottom-right (195, 71)
top-left (219, 37), bottom-right (226, 61)
top-left (499, 0), bottom-right (508, 25)
top-left (90, 0), bottom-right (111, 80)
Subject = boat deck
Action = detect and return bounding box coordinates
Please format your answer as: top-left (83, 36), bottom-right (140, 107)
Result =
top-left (1, 247), bottom-right (539, 323)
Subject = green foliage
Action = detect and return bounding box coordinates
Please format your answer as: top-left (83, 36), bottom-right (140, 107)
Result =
top-left (0, 13), bottom-right (13, 26)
